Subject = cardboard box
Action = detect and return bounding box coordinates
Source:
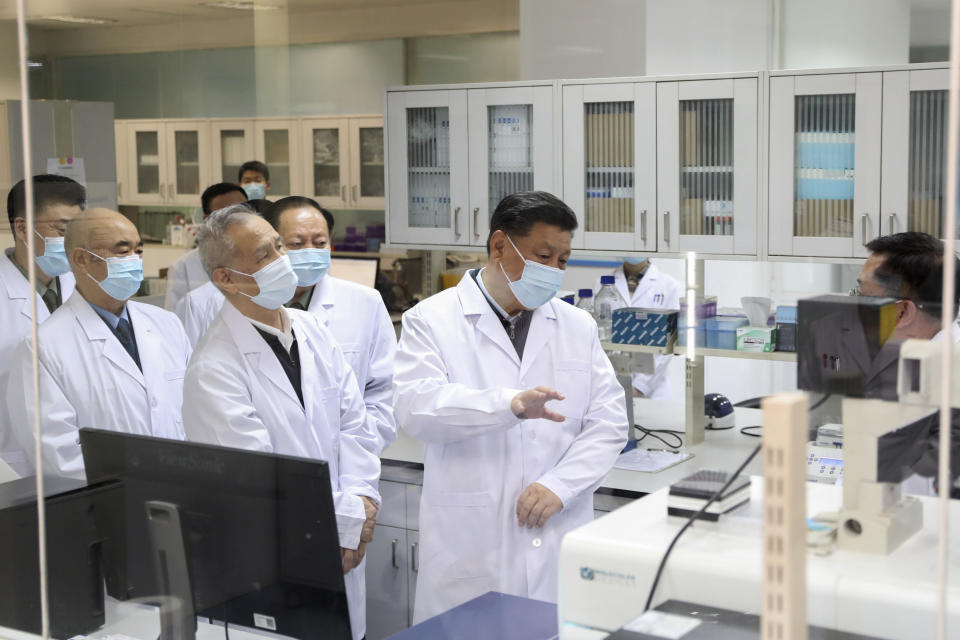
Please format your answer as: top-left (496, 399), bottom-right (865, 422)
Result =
top-left (612, 307), bottom-right (678, 347)
top-left (736, 326), bottom-right (776, 352)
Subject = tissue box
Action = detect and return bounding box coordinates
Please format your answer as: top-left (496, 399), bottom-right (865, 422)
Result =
top-left (612, 308), bottom-right (678, 347)
top-left (737, 327), bottom-right (777, 352)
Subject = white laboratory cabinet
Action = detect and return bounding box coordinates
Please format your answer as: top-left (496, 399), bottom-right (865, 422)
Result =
top-left (385, 81), bottom-right (557, 247)
top-left (121, 119), bottom-right (211, 206)
top-left (254, 118), bottom-right (301, 200)
top-left (302, 115), bottom-right (386, 210)
top-left (210, 118), bottom-right (256, 186)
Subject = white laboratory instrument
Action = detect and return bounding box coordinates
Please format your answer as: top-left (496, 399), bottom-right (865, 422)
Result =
top-left (806, 443), bottom-right (843, 484)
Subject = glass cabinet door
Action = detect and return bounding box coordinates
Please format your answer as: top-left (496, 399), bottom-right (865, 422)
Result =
top-left (657, 78), bottom-right (758, 255)
top-left (769, 72), bottom-right (882, 258)
top-left (881, 69), bottom-right (948, 240)
top-left (562, 82), bottom-right (656, 252)
top-left (165, 122), bottom-right (209, 205)
top-left (386, 90), bottom-right (468, 245)
top-left (303, 118), bottom-right (348, 209)
top-left (467, 85), bottom-right (554, 247)
top-left (212, 121), bottom-right (255, 185)
top-left (127, 122), bottom-right (165, 204)
top-left (255, 120), bottom-right (300, 199)
top-left (349, 117), bottom-right (385, 210)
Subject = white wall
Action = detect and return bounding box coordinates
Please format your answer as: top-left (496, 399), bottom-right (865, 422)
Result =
top-left (780, 0), bottom-right (910, 69)
top-left (645, 0), bottom-right (772, 75)
top-left (519, 0), bottom-right (645, 80)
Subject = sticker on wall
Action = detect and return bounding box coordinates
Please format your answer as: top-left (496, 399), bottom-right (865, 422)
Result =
top-left (46, 157), bottom-right (86, 187)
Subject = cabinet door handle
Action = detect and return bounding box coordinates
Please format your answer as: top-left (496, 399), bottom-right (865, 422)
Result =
top-left (341, 184), bottom-right (346, 201)
top-left (453, 206), bottom-right (462, 237)
top-left (861, 213), bottom-right (869, 246)
top-left (118, 182), bottom-right (123, 199)
top-left (473, 207), bottom-right (480, 240)
top-left (160, 183), bottom-right (166, 201)
top-left (353, 185), bottom-right (359, 202)
top-left (888, 212), bottom-right (897, 236)
top-left (411, 542), bottom-right (419, 572)
top-left (640, 209), bottom-right (647, 243)
top-left (663, 211), bottom-right (670, 246)
top-left (391, 539), bottom-right (399, 569)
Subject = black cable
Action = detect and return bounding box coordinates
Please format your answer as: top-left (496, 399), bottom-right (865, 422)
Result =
top-left (634, 425), bottom-right (684, 449)
top-left (809, 393), bottom-right (832, 411)
top-left (705, 423), bottom-right (734, 431)
top-left (643, 443), bottom-right (762, 612)
top-left (740, 425), bottom-right (763, 437)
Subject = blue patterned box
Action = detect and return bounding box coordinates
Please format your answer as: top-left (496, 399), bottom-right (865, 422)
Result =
top-left (611, 308), bottom-right (678, 346)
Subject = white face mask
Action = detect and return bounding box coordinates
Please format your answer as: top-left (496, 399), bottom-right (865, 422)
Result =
top-left (498, 235), bottom-right (564, 309)
top-left (228, 254), bottom-right (298, 310)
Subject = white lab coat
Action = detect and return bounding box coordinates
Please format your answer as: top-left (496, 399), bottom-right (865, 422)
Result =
top-left (0, 248), bottom-right (77, 476)
top-left (6, 293), bottom-right (191, 479)
top-left (596, 263), bottom-right (681, 398)
top-left (393, 272), bottom-right (628, 622)
top-left (163, 248), bottom-right (208, 311)
top-left (179, 276), bottom-right (398, 453)
top-left (181, 300), bottom-right (381, 640)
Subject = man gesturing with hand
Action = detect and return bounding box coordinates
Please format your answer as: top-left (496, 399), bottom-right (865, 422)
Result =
top-left (394, 192), bottom-right (627, 622)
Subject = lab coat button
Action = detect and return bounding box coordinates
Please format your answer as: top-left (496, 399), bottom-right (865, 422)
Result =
top-left (151, 397), bottom-right (158, 408)
top-left (529, 431), bottom-right (537, 441)
top-left (532, 537), bottom-right (542, 548)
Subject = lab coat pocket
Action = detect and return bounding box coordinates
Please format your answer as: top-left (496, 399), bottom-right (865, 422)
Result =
top-left (338, 342), bottom-right (363, 378)
top-left (553, 361), bottom-right (590, 421)
top-left (426, 490), bottom-right (497, 580)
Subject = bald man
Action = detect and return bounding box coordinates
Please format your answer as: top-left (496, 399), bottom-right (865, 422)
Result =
top-left (6, 208), bottom-right (191, 478)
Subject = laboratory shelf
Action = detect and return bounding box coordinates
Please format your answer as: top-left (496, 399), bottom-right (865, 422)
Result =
top-left (601, 341), bottom-right (797, 362)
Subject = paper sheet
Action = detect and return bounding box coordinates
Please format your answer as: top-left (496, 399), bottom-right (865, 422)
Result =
top-left (614, 448), bottom-right (693, 473)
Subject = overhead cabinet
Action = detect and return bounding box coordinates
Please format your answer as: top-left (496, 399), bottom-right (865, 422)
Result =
top-left (123, 119), bottom-right (211, 206)
top-left (385, 82), bottom-right (556, 247)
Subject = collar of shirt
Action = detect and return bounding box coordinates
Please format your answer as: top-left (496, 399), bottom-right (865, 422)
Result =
top-left (5, 247), bottom-right (60, 301)
top-left (248, 307), bottom-right (295, 352)
top-left (285, 285), bottom-right (314, 311)
top-left (474, 267), bottom-right (518, 321)
top-left (87, 299), bottom-right (130, 331)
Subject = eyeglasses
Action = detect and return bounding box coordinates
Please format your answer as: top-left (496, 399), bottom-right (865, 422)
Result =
top-left (848, 284), bottom-right (861, 296)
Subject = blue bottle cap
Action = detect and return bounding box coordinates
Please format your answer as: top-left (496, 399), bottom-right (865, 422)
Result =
top-left (578, 288), bottom-right (593, 297)
top-left (600, 275), bottom-right (615, 285)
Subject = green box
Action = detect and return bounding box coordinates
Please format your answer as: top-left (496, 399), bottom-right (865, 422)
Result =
top-left (736, 326), bottom-right (776, 352)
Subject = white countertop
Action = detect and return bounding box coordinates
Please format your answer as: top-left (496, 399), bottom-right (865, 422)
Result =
top-left (381, 399), bottom-right (763, 496)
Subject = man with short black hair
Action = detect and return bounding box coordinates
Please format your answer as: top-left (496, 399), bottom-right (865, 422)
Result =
top-left (393, 191), bottom-right (627, 621)
top-left (0, 175), bottom-right (85, 475)
top-left (164, 182), bottom-right (248, 312)
top-left (238, 160), bottom-right (270, 200)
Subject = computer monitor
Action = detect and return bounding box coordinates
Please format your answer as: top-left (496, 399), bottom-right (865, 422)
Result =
top-left (329, 255), bottom-right (379, 288)
top-left (79, 428), bottom-right (351, 640)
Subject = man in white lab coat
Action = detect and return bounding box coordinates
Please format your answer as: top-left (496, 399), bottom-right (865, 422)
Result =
top-left (597, 257), bottom-right (681, 399)
top-left (181, 205), bottom-right (380, 640)
top-left (6, 208), bottom-right (191, 479)
top-left (394, 191), bottom-right (628, 622)
top-left (0, 176), bottom-right (85, 476)
top-left (177, 196), bottom-right (398, 453)
top-left (164, 182), bottom-right (248, 311)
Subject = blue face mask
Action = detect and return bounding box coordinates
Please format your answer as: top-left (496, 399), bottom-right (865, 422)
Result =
top-left (85, 250), bottom-right (144, 301)
top-left (287, 248), bottom-right (331, 287)
top-left (499, 235), bottom-right (564, 309)
top-left (623, 256), bottom-right (648, 266)
top-left (242, 182), bottom-right (266, 201)
top-left (27, 231), bottom-right (70, 277)
top-left (229, 254), bottom-right (298, 310)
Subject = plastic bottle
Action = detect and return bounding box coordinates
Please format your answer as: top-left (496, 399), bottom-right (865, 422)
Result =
top-left (576, 288), bottom-right (594, 314)
top-left (594, 275), bottom-right (622, 341)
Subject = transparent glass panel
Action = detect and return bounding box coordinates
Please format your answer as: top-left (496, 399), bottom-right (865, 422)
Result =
top-left (220, 129), bottom-right (246, 184)
top-left (407, 106), bottom-right (451, 228)
top-left (488, 104), bottom-right (533, 215)
top-left (908, 90), bottom-right (947, 237)
top-left (584, 102), bottom-right (634, 233)
top-left (135, 130), bottom-right (160, 194)
top-left (794, 94), bottom-right (855, 238)
top-left (173, 130), bottom-right (200, 195)
top-left (359, 127), bottom-right (385, 198)
top-left (679, 98), bottom-right (734, 236)
top-left (263, 128), bottom-right (291, 194)
top-left (311, 128), bottom-right (341, 198)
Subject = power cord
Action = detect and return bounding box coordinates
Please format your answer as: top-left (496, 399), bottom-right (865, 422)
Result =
top-left (643, 443), bottom-right (762, 612)
top-left (634, 425), bottom-right (684, 450)
top-left (740, 425), bottom-right (763, 437)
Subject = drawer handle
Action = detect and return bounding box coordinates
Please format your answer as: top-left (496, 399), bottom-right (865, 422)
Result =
top-left (391, 539), bottom-right (399, 569)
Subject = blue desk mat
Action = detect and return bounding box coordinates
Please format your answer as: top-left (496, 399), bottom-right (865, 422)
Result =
top-left (387, 591), bottom-right (558, 640)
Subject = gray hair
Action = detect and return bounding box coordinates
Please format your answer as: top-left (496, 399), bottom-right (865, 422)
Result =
top-left (197, 203), bottom-right (257, 279)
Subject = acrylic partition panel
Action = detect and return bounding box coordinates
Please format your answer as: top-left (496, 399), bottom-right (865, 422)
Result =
top-left (794, 94), bottom-right (855, 239)
top-left (173, 130), bottom-right (200, 195)
top-left (584, 101), bottom-right (634, 233)
top-left (488, 104), bottom-right (533, 214)
top-left (358, 127), bottom-right (384, 198)
top-left (264, 129), bottom-right (292, 195)
top-left (908, 90), bottom-right (947, 237)
top-left (407, 106), bottom-right (452, 229)
top-left (220, 129), bottom-right (247, 184)
top-left (135, 130), bottom-right (161, 195)
top-left (679, 98), bottom-right (733, 237)
top-left (312, 127), bottom-right (341, 200)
